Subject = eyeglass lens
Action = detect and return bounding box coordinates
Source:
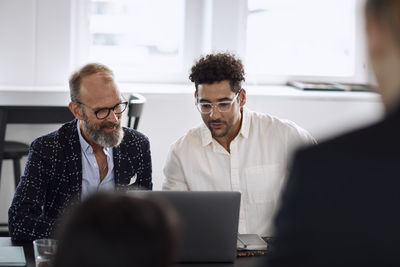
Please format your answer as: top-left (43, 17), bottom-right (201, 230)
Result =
top-left (96, 102), bottom-right (127, 119)
top-left (197, 93), bottom-right (238, 114)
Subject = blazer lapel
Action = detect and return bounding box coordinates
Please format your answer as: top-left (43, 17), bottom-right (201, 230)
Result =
top-left (113, 143), bottom-right (137, 188)
top-left (64, 120), bottom-right (83, 201)
top-left (113, 145), bottom-right (127, 186)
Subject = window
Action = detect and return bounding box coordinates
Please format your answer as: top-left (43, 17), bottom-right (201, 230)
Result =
top-left (81, 0), bottom-right (368, 84)
top-left (245, 0), bottom-right (366, 83)
top-left (89, 0), bottom-right (185, 82)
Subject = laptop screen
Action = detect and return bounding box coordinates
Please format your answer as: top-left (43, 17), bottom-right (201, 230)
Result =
top-left (127, 191), bottom-right (241, 263)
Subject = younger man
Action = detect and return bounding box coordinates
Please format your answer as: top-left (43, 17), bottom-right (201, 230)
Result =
top-left (163, 53), bottom-right (315, 236)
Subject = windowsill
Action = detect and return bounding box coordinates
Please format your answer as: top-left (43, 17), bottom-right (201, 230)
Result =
top-left (0, 84), bottom-right (381, 102)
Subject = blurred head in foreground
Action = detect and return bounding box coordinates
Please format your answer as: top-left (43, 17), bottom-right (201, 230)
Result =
top-left (366, 0), bottom-right (400, 112)
top-left (54, 192), bottom-right (179, 267)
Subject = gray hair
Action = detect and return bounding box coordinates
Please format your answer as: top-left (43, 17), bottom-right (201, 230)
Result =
top-left (69, 63), bottom-right (114, 102)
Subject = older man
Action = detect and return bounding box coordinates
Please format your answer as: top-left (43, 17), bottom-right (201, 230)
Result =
top-left (163, 53), bottom-right (315, 236)
top-left (8, 63), bottom-right (152, 241)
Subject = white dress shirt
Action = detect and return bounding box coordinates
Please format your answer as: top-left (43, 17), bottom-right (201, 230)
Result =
top-left (163, 107), bottom-right (316, 236)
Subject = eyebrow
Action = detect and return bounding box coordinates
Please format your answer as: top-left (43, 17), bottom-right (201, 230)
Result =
top-left (199, 97), bottom-right (233, 103)
top-left (92, 100), bottom-right (125, 110)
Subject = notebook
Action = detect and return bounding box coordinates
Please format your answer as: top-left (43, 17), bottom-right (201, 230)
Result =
top-left (0, 246), bottom-right (26, 266)
top-left (128, 191), bottom-right (241, 263)
top-left (237, 234), bottom-right (268, 250)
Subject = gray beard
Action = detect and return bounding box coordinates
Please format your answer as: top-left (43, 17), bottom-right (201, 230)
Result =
top-left (81, 113), bottom-right (124, 148)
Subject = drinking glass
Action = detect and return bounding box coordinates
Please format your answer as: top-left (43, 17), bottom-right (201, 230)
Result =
top-left (33, 239), bottom-right (57, 267)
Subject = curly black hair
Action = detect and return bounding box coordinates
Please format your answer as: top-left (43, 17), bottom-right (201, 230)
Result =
top-left (189, 53), bottom-right (245, 93)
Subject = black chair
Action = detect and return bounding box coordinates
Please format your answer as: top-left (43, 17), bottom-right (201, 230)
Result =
top-left (0, 223), bottom-right (9, 237)
top-left (3, 141), bottom-right (30, 188)
top-left (127, 93), bottom-right (146, 130)
top-left (0, 106), bottom-right (75, 190)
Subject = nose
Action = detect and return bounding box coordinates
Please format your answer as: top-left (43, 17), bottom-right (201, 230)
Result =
top-left (209, 104), bottom-right (221, 119)
top-left (105, 109), bottom-right (119, 123)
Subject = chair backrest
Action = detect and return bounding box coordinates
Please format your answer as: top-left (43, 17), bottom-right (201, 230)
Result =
top-left (0, 105), bottom-right (75, 184)
top-left (127, 93), bottom-right (146, 130)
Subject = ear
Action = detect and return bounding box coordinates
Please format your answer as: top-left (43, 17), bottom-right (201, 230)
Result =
top-left (69, 102), bottom-right (84, 120)
top-left (239, 88), bottom-right (246, 106)
top-left (366, 14), bottom-right (387, 59)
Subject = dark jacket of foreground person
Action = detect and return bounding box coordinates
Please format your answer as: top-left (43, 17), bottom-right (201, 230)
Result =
top-left (268, 106), bottom-right (400, 266)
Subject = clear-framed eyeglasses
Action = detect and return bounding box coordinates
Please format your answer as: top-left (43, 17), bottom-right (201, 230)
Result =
top-left (77, 101), bottom-right (128, 120)
top-left (196, 91), bottom-right (240, 114)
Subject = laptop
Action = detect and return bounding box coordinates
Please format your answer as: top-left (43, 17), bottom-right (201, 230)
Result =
top-left (128, 191), bottom-right (241, 263)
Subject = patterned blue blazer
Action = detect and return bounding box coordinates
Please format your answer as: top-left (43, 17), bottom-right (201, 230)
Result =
top-left (8, 119), bottom-right (152, 241)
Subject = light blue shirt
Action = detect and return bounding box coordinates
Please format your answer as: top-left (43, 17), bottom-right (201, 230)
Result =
top-left (77, 120), bottom-right (115, 200)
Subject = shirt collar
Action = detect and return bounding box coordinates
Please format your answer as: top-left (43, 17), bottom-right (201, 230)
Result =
top-left (200, 106), bottom-right (250, 147)
top-left (240, 106), bottom-right (250, 139)
top-left (77, 120), bottom-right (92, 153)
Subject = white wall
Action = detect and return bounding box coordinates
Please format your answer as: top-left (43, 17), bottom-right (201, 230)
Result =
top-left (140, 89), bottom-right (384, 187)
top-left (0, 0), bottom-right (36, 85)
top-left (0, 0), bottom-right (73, 86)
